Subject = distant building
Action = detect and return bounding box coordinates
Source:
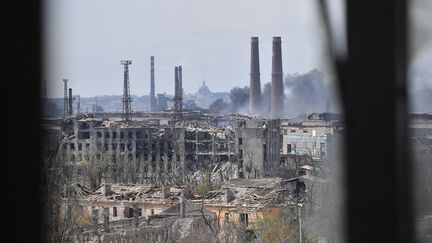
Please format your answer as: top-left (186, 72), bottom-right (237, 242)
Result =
top-left (183, 99), bottom-right (198, 110)
top-left (280, 113), bottom-right (343, 161)
top-left (156, 93), bottom-right (169, 111)
top-left (196, 80), bottom-right (212, 98)
top-left (185, 80), bottom-right (229, 109)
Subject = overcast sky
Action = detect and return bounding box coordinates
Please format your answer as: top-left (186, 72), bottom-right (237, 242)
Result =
top-left (44, 0), bottom-right (432, 101)
top-left (43, 0), bottom-right (329, 98)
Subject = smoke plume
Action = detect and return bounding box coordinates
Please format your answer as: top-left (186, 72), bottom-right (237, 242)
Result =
top-left (283, 69), bottom-right (336, 118)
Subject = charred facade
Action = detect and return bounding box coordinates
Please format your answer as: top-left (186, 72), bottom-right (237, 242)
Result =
top-left (52, 113), bottom-right (282, 183)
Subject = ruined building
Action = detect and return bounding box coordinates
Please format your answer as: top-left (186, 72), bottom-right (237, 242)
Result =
top-left (197, 177), bottom-right (304, 230)
top-left (237, 119), bottom-right (282, 178)
top-left (66, 183), bottom-right (217, 243)
top-left (280, 113), bottom-right (343, 161)
top-left (53, 114), bottom-right (282, 182)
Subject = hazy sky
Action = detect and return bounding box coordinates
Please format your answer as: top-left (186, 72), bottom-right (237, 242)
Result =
top-left (44, 0), bottom-right (327, 98)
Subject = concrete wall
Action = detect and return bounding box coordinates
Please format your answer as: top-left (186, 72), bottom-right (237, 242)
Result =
top-left (237, 119), bottom-right (282, 178)
top-left (71, 215), bottom-right (216, 243)
top-left (205, 205), bottom-right (290, 230)
top-left (281, 120), bottom-right (336, 159)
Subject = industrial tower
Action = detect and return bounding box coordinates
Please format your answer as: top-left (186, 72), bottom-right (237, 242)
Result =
top-left (121, 60), bottom-right (132, 123)
top-left (249, 37), bottom-right (262, 115)
top-left (150, 56), bottom-right (156, 112)
top-left (271, 37), bottom-right (284, 118)
top-left (63, 78), bottom-right (68, 118)
top-left (68, 88), bottom-right (73, 116)
top-left (174, 66), bottom-right (183, 113)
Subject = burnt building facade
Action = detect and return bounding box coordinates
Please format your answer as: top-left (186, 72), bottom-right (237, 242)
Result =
top-left (54, 114), bottom-right (282, 182)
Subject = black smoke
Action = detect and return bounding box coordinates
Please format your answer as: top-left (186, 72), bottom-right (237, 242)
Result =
top-left (229, 86), bottom-right (249, 114)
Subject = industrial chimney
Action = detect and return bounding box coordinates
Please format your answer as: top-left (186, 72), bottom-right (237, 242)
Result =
top-left (174, 66), bottom-right (183, 112)
top-left (150, 56), bottom-right (156, 112)
top-left (68, 88), bottom-right (73, 115)
top-left (271, 36), bottom-right (284, 118)
top-left (178, 66), bottom-right (183, 111)
top-left (249, 37), bottom-right (261, 115)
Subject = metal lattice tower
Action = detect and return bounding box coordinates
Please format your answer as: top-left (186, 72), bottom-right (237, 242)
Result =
top-left (121, 60), bottom-right (132, 123)
top-left (63, 78), bottom-right (69, 118)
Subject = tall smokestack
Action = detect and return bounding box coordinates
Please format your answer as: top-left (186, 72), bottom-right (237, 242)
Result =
top-left (271, 36), bottom-right (284, 118)
top-left (174, 66), bottom-right (179, 111)
top-left (68, 88), bottom-right (73, 115)
top-left (178, 66), bottom-right (183, 111)
top-left (150, 56), bottom-right (156, 112)
top-left (249, 37), bottom-right (261, 115)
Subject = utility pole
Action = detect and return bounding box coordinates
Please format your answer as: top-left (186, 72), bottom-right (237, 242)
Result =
top-left (63, 79), bottom-right (68, 118)
top-left (121, 60), bottom-right (132, 123)
top-left (298, 203), bottom-right (302, 243)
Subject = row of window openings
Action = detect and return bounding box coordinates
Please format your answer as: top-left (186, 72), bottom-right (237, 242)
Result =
top-left (223, 212), bottom-right (249, 226)
top-left (66, 143), bottom-right (174, 152)
top-left (95, 131), bottom-right (175, 140)
top-left (286, 143), bottom-right (326, 155)
top-left (111, 207), bottom-right (154, 218)
top-left (283, 129), bottom-right (316, 135)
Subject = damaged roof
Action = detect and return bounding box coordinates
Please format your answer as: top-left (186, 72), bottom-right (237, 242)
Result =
top-left (72, 183), bottom-right (185, 203)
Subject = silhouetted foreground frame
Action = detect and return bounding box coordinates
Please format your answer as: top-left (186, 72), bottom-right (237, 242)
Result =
top-left (335, 0), bottom-right (413, 242)
top-left (1, 0), bottom-right (414, 242)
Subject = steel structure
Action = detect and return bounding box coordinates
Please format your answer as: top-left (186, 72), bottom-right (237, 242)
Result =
top-left (121, 60), bottom-right (132, 123)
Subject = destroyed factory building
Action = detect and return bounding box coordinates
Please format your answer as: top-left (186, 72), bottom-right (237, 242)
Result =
top-left (53, 112), bottom-right (282, 183)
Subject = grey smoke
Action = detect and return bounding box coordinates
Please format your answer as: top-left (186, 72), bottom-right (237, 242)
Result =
top-left (283, 69), bottom-right (335, 118)
top-left (228, 86), bottom-right (249, 114)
